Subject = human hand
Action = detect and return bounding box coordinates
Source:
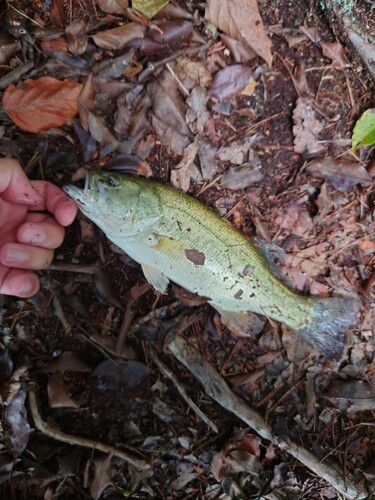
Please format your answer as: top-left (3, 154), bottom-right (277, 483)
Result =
top-left (0, 158), bottom-right (78, 297)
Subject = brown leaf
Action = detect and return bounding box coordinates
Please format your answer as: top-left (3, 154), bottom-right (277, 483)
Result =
top-left (150, 70), bottom-right (190, 155)
top-left (79, 74), bottom-right (119, 146)
top-left (321, 42), bottom-right (347, 69)
top-left (233, 434), bottom-right (261, 457)
top-left (47, 373), bottom-right (79, 408)
top-left (170, 140), bottom-right (199, 192)
top-left (46, 351), bottom-right (92, 372)
top-left (0, 37), bottom-right (21, 65)
top-left (92, 22), bottom-right (146, 50)
top-left (40, 38), bottom-right (68, 55)
top-left (3, 77), bottom-right (82, 133)
top-left (65, 16), bottom-right (88, 55)
top-left (220, 34), bottom-right (257, 63)
top-left (306, 157), bottom-right (373, 191)
top-left (292, 96), bottom-right (324, 155)
top-left (220, 163), bottom-right (264, 190)
top-left (51, 0), bottom-right (66, 28)
top-left (89, 455), bottom-right (113, 500)
top-left (205, 0), bottom-right (273, 66)
top-left (208, 64), bottom-right (252, 101)
top-left (97, 0), bottom-right (128, 14)
top-left (299, 24), bottom-right (321, 43)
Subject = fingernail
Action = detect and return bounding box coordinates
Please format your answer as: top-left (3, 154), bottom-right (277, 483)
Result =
top-left (22, 225), bottom-right (45, 244)
top-left (1, 245), bottom-right (28, 265)
top-left (18, 279), bottom-right (34, 295)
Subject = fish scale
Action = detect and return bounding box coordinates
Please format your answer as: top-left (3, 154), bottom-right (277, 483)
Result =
top-left (64, 171), bottom-right (360, 360)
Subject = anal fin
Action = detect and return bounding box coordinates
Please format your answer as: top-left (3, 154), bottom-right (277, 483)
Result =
top-left (142, 264), bottom-right (170, 293)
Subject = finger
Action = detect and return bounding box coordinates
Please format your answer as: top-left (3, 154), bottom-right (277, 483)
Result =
top-left (16, 221), bottom-right (65, 249)
top-left (0, 158), bottom-right (42, 205)
top-left (0, 243), bottom-right (54, 270)
top-left (29, 181), bottom-right (78, 226)
top-left (0, 268), bottom-right (40, 297)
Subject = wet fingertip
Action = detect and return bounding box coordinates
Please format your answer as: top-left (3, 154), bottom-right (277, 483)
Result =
top-left (10, 275), bottom-right (39, 297)
top-left (56, 200), bottom-right (78, 226)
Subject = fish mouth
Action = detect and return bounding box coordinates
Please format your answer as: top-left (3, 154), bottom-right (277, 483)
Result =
top-left (63, 171), bottom-right (98, 206)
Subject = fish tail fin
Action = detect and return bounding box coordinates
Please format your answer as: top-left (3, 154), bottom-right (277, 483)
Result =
top-left (299, 297), bottom-right (360, 360)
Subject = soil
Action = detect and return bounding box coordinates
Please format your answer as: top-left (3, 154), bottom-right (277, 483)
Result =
top-left (0, 0), bottom-right (374, 498)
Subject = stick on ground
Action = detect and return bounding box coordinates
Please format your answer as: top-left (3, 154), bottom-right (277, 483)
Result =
top-left (168, 335), bottom-right (367, 500)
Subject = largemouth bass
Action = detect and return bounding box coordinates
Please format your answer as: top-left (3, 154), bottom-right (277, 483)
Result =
top-left (64, 171), bottom-right (360, 359)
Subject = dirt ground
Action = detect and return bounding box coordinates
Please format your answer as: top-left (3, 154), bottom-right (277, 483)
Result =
top-left (0, 0), bottom-right (374, 498)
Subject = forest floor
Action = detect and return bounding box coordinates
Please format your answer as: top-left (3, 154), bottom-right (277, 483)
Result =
top-left (0, 0), bottom-right (374, 498)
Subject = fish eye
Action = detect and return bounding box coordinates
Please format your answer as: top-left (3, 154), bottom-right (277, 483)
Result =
top-left (106, 176), bottom-right (118, 187)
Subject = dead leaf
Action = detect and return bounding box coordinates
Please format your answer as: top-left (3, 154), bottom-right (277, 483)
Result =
top-left (269, 25), bottom-right (307, 48)
top-left (51, 0), bottom-right (66, 28)
top-left (89, 455), bottom-right (113, 500)
top-left (97, 0), bottom-right (128, 14)
top-left (220, 163), bottom-right (264, 190)
top-left (46, 351), bottom-right (91, 373)
top-left (220, 34), bottom-right (257, 63)
top-left (170, 464), bottom-right (197, 490)
top-left (150, 70), bottom-right (191, 155)
top-left (321, 42), bottom-right (347, 69)
top-left (233, 433), bottom-right (261, 456)
top-left (0, 37), bottom-right (21, 65)
top-left (40, 38), bottom-right (68, 55)
top-left (197, 140), bottom-right (217, 180)
top-left (4, 388), bottom-right (32, 458)
top-left (132, 0), bottom-right (169, 19)
top-left (0, 350), bottom-right (13, 381)
top-left (65, 17), bottom-right (88, 55)
top-left (79, 74), bottom-right (119, 147)
top-left (170, 140), bottom-right (199, 192)
top-left (205, 0), bottom-right (272, 66)
top-left (292, 96), bottom-right (324, 155)
top-left (294, 60), bottom-right (310, 96)
top-left (299, 24), bottom-right (321, 43)
top-left (217, 137), bottom-right (255, 164)
top-left (174, 57), bottom-right (213, 87)
top-left (241, 77), bottom-right (257, 96)
top-left (47, 373), bottom-right (79, 408)
top-left (186, 86), bottom-right (210, 134)
top-left (3, 77), bottom-right (82, 133)
top-left (92, 22), bottom-right (146, 50)
top-left (306, 157), bottom-right (373, 191)
top-left (90, 360), bottom-right (149, 391)
top-left (208, 64), bottom-right (252, 101)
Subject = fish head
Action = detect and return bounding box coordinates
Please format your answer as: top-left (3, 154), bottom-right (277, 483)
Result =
top-left (64, 171), bottom-right (156, 237)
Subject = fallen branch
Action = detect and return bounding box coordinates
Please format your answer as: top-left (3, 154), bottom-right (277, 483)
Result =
top-left (149, 345), bottom-right (218, 434)
top-left (168, 335), bottom-right (367, 500)
top-left (28, 385), bottom-right (150, 470)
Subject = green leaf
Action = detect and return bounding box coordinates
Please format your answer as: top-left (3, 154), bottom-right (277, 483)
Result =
top-left (352, 108), bottom-right (375, 151)
top-left (132, 0), bottom-right (169, 18)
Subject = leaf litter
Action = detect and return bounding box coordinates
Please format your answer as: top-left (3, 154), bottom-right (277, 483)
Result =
top-left (0, 0), bottom-right (374, 498)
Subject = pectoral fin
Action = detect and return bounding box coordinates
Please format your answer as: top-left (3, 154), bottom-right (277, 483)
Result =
top-left (142, 264), bottom-right (170, 293)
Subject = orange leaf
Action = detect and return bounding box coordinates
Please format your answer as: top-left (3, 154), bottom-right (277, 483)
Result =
top-left (3, 77), bottom-right (82, 133)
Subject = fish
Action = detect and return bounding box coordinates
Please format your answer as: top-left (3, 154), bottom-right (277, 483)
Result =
top-left (64, 171), bottom-right (360, 360)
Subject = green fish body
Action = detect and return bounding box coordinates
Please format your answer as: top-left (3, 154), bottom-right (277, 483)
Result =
top-left (64, 172), bottom-right (359, 359)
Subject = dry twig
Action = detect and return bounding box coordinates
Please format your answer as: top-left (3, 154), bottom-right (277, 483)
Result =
top-left (168, 335), bottom-right (367, 500)
top-left (28, 385), bottom-right (151, 470)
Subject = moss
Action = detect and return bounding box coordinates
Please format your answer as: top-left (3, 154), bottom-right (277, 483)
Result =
top-left (320, 0), bottom-right (356, 14)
